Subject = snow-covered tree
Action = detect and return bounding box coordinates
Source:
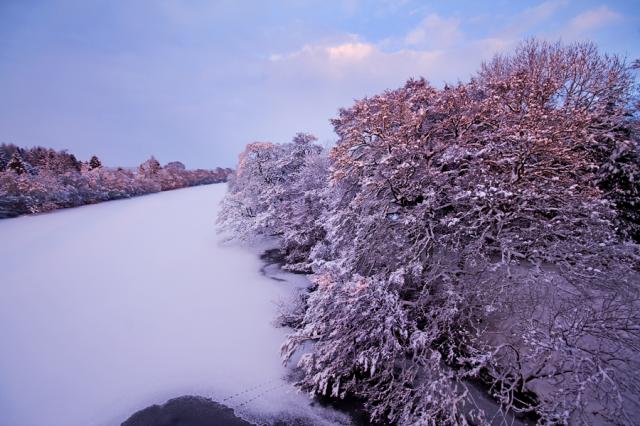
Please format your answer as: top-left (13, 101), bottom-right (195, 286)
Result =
top-left (165, 161), bottom-right (186, 171)
top-left (221, 39), bottom-right (640, 425)
top-left (139, 156), bottom-right (161, 176)
top-left (218, 134), bottom-right (327, 267)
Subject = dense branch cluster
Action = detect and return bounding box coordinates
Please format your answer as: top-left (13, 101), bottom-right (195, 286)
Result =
top-left (0, 145), bottom-right (232, 218)
top-left (219, 40), bottom-right (640, 425)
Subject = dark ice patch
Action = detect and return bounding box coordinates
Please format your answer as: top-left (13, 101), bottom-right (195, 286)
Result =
top-left (122, 395), bottom-right (252, 426)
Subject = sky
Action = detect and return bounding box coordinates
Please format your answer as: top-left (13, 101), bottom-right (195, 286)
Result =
top-left (1, 1), bottom-right (639, 168)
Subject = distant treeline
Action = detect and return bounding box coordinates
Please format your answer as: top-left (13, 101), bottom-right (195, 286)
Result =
top-left (0, 144), bottom-right (233, 218)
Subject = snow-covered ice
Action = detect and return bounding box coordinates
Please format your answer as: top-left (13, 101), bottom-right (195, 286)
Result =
top-left (0, 184), bottom-right (348, 426)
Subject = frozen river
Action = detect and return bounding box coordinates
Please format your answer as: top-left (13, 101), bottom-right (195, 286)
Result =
top-left (0, 184), bottom-right (347, 426)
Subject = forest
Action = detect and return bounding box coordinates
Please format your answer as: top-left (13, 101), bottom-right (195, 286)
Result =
top-left (218, 40), bottom-right (640, 425)
top-left (0, 144), bottom-right (232, 218)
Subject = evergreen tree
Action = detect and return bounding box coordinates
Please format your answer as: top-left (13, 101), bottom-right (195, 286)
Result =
top-left (7, 153), bottom-right (27, 175)
top-left (0, 150), bottom-right (7, 172)
top-left (0, 144), bottom-right (18, 172)
top-left (88, 155), bottom-right (102, 170)
top-left (68, 154), bottom-right (82, 172)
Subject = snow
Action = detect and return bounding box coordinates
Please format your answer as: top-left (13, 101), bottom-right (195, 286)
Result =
top-left (0, 184), bottom-right (348, 426)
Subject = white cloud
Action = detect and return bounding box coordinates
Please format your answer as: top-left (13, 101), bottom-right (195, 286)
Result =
top-left (270, 40), bottom-right (375, 65)
top-left (522, 0), bottom-right (568, 25)
top-left (405, 13), bottom-right (462, 49)
top-left (266, 33), bottom-right (517, 90)
top-left (326, 42), bottom-right (375, 61)
top-left (269, 39), bottom-right (442, 83)
top-left (501, 0), bottom-right (568, 36)
top-left (568, 5), bottom-right (623, 33)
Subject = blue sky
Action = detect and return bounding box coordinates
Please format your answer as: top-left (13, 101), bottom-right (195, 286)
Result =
top-left (1, 1), bottom-right (639, 168)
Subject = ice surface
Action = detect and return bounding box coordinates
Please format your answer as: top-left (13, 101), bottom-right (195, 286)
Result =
top-left (0, 184), bottom-right (349, 426)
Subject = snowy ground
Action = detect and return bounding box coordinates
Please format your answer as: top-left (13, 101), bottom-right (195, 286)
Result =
top-left (0, 184), bottom-right (349, 426)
